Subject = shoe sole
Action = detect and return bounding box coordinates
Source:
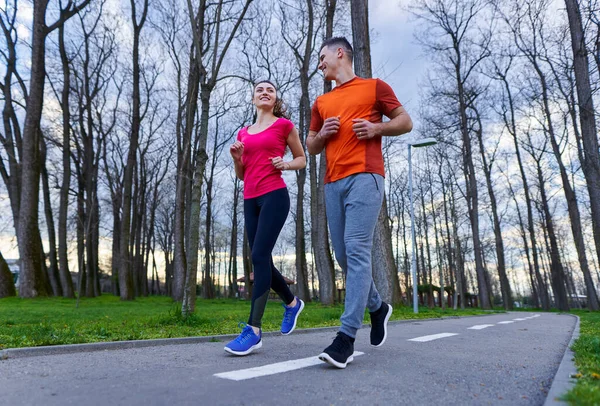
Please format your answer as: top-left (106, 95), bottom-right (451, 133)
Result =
top-left (281, 299), bottom-right (305, 335)
top-left (371, 304), bottom-right (393, 347)
top-left (224, 340), bottom-right (262, 356)
top-left (318, 352), bottom-right (354, 369)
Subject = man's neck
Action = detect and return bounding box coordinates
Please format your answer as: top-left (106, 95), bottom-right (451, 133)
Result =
top-left (334, 67), bottom-right (357, 86)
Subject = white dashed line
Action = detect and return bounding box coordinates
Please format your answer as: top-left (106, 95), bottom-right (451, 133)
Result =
top-left (513, 318), bottom-right (528, 321)
top-left (468, 324), bottom-right (495, 330)
top-left (214, 352), bottom-right (365, 381)
top-left (408, 333), bottom-right (459, 342)
top-left (497, 321), bottom-right (515, 324)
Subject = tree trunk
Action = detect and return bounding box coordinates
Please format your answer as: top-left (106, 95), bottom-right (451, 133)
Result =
top-left (473, 114), bottom-right (512, 309)
top-left (203, 167), bottom-right (215, 299)
top-left (119, 0), bottom-right (148, 301)
top-left (533, 155), bottom-right (570, 311)
top-left (41, 139), bottom-right (62, 296)
top-left (427, 160), bottom-right (445, 309)
top-left (17, 0), bottom-right (50, 298)
top-left (309, 2), bottom-right (336, 305)
top-left (456, 76), bottom-right (490, 308)
top-left (57, 23), bottom-right (74, 298)
top-left (564, 0), bottom-right (600, 310)
top-left (173, 47), bottom-right (200, 301)
top-left (351, 0), bottom-right (399, 304)
top-left (497, 71), bottom-right (549, 310)
top-left (77, 179), bottom-right (86, 296)
top-left (182, 146), bottom-right (208, 316)
top-left (228, 179), bottom-right (241, 298)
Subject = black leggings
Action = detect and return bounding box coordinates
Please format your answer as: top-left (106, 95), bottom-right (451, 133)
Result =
top-left (244, 187), bottom-right (295, 328)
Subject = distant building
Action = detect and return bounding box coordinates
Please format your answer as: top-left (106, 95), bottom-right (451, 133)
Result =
top-left (5, 258), bottom-right (19, 287)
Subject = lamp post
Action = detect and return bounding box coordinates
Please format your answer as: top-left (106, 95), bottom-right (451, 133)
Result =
top-left (408, 137), bottom-right (438, 314)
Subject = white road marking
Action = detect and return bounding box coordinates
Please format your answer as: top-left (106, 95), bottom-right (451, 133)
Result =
top-left (513, 318), bottom-right (528, 321)
top-left (468, 324), bottom-right (494, 330)
top-left (497, 321), bottom-right (515, 324)
top-left (214, 352), bottom-right (365, 381)
top-left (408, 333), bottom-right (459, 342)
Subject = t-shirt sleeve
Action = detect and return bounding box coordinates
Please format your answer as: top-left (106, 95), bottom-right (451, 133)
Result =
top-left (309, 99), bottom-right (323, 132)
top-left (376, 79), bottom-right (402, 117)
top-left (281, 118), bottom-right (294, 139)
top-left (236, 130), bottom-right (243, 142)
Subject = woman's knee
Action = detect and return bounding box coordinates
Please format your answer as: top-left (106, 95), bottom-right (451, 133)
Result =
top-left (251, 251), bottom-right (270, 269)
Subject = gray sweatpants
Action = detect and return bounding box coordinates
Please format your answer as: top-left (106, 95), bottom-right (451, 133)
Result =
top-left (325, 172), bottom-right (384, 338)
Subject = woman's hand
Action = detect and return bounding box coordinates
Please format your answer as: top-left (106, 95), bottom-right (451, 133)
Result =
top-left (230, 141), bottom-right (244, 161)
top-left (270, 156), bottom-right (289, 171)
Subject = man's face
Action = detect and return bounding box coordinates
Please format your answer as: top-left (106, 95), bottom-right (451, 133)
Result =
top-left (318, 45), bottom-right (339, 81)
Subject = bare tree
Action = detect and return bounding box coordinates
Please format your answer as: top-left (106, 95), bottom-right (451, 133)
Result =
top-left (181, 0), bottom-right (253, 315)
top-left (489, 51), bottom-right (550, 310)
top-left (278, 0), bottom-right (323, 302)
top-left (470, 104), bottom-right (513, 309)
top-left (351, 0), bottom-right (402, 304)
top-left (410, 0), bottom-right (493, 308)
top-left (119, 0), bottom-right (149, 300)
top-left (16, 0), bottom-right (91, 298)
top-left (56, 14), bottom-right (75, 298)
top-left (564, 0), bottom-right (600, 310)
top-left (523, 133), bottom-right (570, 311)
top-left (309, 0), bottom-right (337, 305)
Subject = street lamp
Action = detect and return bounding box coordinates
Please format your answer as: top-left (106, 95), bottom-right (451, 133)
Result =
top-left (408, 137), bottom-right (437, 313)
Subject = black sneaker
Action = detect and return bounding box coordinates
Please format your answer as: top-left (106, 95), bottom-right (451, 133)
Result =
top-left (370, 302), bottom-right (393, 347)
top-left (318, 332), bottom-right (355, 369)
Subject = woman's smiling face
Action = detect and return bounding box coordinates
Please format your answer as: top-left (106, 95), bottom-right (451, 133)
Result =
top-left (253, 82), bottom-right (277, 110)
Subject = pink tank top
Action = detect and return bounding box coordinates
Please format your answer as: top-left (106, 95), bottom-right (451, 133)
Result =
top-left (237, 117), bottom-right (294, 199)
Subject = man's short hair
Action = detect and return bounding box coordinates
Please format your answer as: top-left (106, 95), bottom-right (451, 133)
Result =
top-left (321, 37), bottom-right (353, 62)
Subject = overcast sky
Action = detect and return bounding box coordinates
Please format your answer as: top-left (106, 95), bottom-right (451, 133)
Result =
top-left (370, 1), bottom-right (424, 112)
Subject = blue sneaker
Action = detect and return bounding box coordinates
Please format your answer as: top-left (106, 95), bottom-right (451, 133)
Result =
top-left (281, 297), bottom-right (304, 335)
top-left (224, 323), bottom-right (262, 356)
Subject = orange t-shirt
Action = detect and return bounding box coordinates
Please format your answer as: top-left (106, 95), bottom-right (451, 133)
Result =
top-left (309, 77), bottom-right (402, 183)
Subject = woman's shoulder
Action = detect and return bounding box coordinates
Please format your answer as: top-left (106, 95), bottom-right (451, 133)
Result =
top-left (237, 126), bottom-right (248, 140)
top-left (276, 117), bottom-right (293, 126)
top-left (275, 117), bottom-right (295, 133)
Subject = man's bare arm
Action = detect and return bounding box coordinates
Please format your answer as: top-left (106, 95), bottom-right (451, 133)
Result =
top-left (352, 106), bottom-right (413, 140)
top-left (307, 130), bottom-right (326, 155)
top-left (307, 117), bottom-right (341, 155)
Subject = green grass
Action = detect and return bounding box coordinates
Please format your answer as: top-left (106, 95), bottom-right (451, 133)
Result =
top-left (563, 311), bottom-right (600, 406)
top-left (0, 295), bottom-right (488, 349)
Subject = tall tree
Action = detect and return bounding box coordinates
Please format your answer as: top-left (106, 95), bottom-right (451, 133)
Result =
top-left (410, 0), bottom-right (492, 308)
top-left (525, 134), bottom-right (570, 311)
top-left (563, 0), bottom-right (600, 310)
top-left (309, 0), bottom-right (337, 305)
top-left (16, 0), bottom-right (91, 298)
top-left (471, 105), bottom-right (512, 309)
top-left (278, 0), bottom-right (320, 302)
top-left (490, 53), bottom-right (550, 310)
top-left (56, 17), bottom-right (75, 298)
top-left (181, 0), bottom-right (253, 315)
top-left (119, 0), bottom-right (149, 300)
top-left (351, 0), bottom-right (401, 304)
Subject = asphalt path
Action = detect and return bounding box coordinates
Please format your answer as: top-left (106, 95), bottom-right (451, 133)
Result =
top-left (0, 312), bottom-right (576, 405)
